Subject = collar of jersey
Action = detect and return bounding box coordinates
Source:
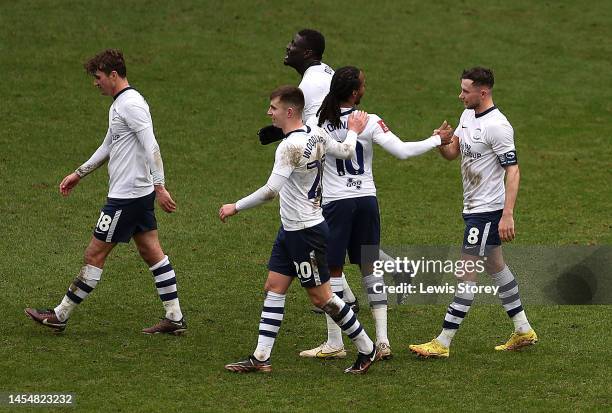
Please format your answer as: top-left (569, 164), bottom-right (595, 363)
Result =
top-left (285, 125), bottom-right (311, 138)
top-left (113, 86), bottom-right (133, 101)
top-left (305, 61), bottom-right (322, 70)
top-left (340, 107), bottom-right (356, 116)
top-left (475, 105), bottom-right (497, 118)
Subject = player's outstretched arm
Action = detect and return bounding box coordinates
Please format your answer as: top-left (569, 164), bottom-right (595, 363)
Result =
top-left (375, 128), bottom-right (445, 160)
top-left (367, 118), bottom-right (452, 160)
top-left (219, 173), bottom-right (288, 223)
top-left (499, 164), bottom-right (520, 242)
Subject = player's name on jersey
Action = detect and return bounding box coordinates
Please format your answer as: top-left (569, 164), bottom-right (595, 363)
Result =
top-left (323, 120), bottom-right (348, 133)
top-left (303, 133), bottom-right (326, 159)
top-left (372, 282), bottom-right (500, 296)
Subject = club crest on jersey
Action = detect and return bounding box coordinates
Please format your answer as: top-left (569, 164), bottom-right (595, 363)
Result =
top-left (471, 128), bottom-right (483, 141)
top-left (346, 177), bottom-right (362, 189)
top-left (377, 119), bottom-right (390, 133)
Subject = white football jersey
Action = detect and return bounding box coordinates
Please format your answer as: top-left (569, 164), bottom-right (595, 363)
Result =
top-left (317, 109), bottom-right (393, 204)
top-left (105, 88), bottom-right (155, 199)
top-left (272, 124), bottom-right (353, 231)
top-left (455, 106), bottom-right (517, 213)
top-left (299, 62), bottom-right (334, 123)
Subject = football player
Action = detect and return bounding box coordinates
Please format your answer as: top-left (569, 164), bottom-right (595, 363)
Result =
top-left (409, 67), bottom-right (537, 358)
top-left (25, 49), bottom-right (186, 335)
top-left (299, 66), bottom-right (452, 360)
top-left (259, 29), bottom-right (362, 315)
top-left (220, 85), bottom-right (378, 374)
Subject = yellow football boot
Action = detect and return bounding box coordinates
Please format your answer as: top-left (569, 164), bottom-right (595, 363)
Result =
top-left (409, 339), bottom-right (450, 358)
top-left (495, 329), bottom-right (538, 351)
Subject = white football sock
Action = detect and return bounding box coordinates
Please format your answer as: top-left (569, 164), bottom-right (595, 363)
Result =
top-left (491, 266), bottom-right (531, 334)
top-left (150, 256), bottom-right (183, 322)
top-left (326, 277), bottom-right (344, 348)
top-left (341, 273), bottom-right (356, 303)
top-left (362, 274), bottom-right (389, 345)
top-left (436, 280), bottom-right (476, 348)
top-left (54, 264), bottom-right (102, 322)
top-left (254, 291), bottom-right (286, 361)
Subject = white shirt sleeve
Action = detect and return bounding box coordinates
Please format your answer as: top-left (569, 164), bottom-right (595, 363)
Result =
top-left (486, 123), bottom-right (515, 155)
top-left (235, 173), bottom-right (288, 211)
top-left (300, 63), bottom-right (333, 124)
top-left (370, 115), bottom-right (441, 159)
top-left (271, 140), bottom-right (299, 178)
top-left (75, 129), bottom-right (111, 177)
top-left (123, 100), bottom-right (153, 132)
top-left (135, 126), bottom-right (165, 185)
top-left (299, 78), bottom-right (321, 124)
top-left (486, 122), bottom-right (517, 166)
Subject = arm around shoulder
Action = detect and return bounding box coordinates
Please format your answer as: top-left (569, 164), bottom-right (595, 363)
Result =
top-left (325, 110), bottom-right (368, 159)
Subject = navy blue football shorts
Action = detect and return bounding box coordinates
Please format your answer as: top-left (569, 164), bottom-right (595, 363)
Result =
top-left (268, 221), bottom-right (331, 288)
top-left (322, 196), bottom-right (381, 267)
top-left (93, 190), bottom-right (157, 244)
top-left (461, 209), bottom-right (503, 257)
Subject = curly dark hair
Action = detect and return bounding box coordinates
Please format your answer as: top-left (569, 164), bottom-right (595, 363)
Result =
top-left (84, 49), bottom-right (127, 77)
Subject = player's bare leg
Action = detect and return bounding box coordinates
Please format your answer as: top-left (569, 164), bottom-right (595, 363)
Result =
top-left (136, 230), bottom-right (186, 335)
top-left (25, 237), bottom-right (115, 331)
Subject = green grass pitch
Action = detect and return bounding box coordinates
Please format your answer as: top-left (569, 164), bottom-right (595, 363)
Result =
top-left (1, 0), bottom-right (610, 411)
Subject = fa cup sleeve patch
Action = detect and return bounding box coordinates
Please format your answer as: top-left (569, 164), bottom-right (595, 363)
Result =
top-left (377, 119), bottom-right (390, 133)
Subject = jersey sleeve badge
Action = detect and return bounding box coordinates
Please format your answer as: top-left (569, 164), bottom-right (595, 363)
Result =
top-left (377, 119), bottom-right (390, 133)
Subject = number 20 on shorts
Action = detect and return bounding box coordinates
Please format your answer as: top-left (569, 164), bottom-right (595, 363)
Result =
top-left (293, 261), bottom-right (313, 282)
